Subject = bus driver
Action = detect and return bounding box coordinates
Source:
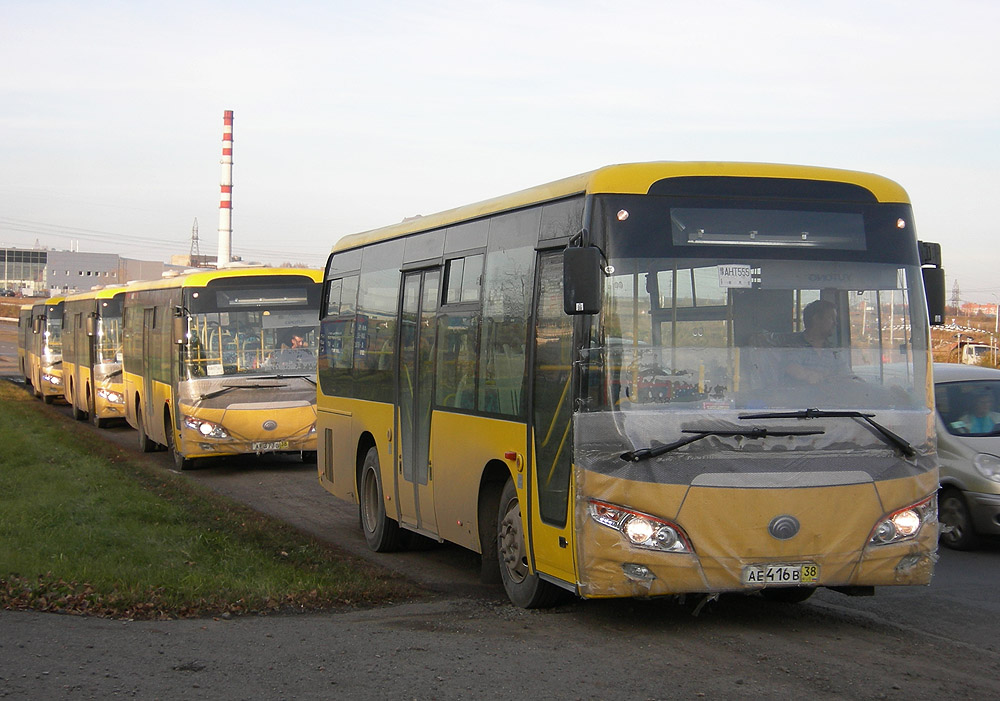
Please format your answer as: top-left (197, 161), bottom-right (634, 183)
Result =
top-left (784, 299), bottom-right (850, 385)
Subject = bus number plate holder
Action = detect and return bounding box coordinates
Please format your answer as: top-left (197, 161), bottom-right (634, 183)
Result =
top-left (742, 563), bottom-right (819, 586)
top-left (252, 440), bottom-right (289, 452)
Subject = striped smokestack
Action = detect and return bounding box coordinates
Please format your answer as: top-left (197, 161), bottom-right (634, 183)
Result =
top-left (217, 110), bottom-right (234, 266)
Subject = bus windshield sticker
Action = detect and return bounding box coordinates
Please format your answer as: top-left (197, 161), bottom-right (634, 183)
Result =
top-left (717, 264), bottom-right (753, 288)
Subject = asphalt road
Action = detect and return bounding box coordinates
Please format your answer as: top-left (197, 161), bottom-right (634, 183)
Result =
top-left (3, 319), bottom-right (1000, 700)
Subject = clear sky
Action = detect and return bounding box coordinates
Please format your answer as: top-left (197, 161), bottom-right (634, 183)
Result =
top-left (1, 0), bottom-right (998, 303)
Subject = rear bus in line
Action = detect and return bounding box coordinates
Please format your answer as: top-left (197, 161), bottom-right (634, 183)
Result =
top-left (122, 268), bottom-right (323, 470)
top-left (62, 286), bottom-right (127, 427)
top-left (26, 296), bottom-right (66, 404)
top-left (316, 161), bottom-right (946, 607)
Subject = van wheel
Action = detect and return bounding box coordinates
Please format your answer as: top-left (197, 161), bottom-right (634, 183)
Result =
top-left (359, 447), bottom-right (403, 552)
top-left (939, 488), bottom-right (979, 550)
top-left (497, 478), bottom-right (565, 608)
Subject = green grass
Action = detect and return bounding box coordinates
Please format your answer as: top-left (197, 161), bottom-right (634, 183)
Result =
top-left (0, 379), bottom-right (417, 618)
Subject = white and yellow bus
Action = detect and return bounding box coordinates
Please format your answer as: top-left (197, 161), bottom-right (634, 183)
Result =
top-left (122, 267), bottom-right (323, 470)
top-left (24, 296), bottom-right (66, 404)
top-left (316, 162), bottom-right (946, 607)
top-left (62, 286), bottom-right (127, 427)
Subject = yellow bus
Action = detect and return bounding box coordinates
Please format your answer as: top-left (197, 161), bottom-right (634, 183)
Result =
top-left (62, 286), bottom-right (127, 427)
top-left (122, 267), bottom-right (323, 470)
top-left (316, 162), bottom-right (946, 607)
top-left (25, 296), bottom-right (66, 404)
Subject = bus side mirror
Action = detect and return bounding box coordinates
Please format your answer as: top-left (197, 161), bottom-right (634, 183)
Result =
top-left (85, 314), bottom-right (96, 337)
top-left (563, 246), bottom-right (603, 315)
top-left (172, 307), bottom-right (188, 345)
top-left (922, 266), bottom-right (946, 326)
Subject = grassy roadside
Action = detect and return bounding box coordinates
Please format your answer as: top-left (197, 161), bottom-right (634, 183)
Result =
top-left (0, 379), bottom-right (417, 619)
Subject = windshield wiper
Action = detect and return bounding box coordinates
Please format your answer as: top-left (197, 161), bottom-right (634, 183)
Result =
top-left (274, 374), bottom-right (316, 385)
top-left (620, 426), bottom-right (825, 463)
top-left (199, 383), bottom-right (288, 401)
top-left (738, 408), bottom-right (916, 458)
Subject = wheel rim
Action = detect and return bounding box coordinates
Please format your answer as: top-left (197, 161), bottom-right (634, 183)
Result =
top-left (940, 495), bottom-right (970, 545)
top-left (361, 468), bottom-right (380, 533)
top-left (499, 497), bottom-right (528, 583)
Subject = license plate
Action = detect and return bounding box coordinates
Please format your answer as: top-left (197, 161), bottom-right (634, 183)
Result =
top-left (742, 563), bottom-right (819, 586)
top-left (251, 440), bottom-right (289, 452)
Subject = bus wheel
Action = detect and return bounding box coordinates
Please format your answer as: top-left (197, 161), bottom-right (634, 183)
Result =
top-left (939, 488), bottom-right (979, 551)
top-left (760, 587), bottom-right (816, 604)
top-left (43, 393), bottom-right (55, 404)
top-left (359, 447), bottom-right (403, 552)
top-left (167, 423), bottom-right (195, 470)
top-left (497, 478), bottom-right (564, 608)
top-left (136, 407), bottom-right (156, 453)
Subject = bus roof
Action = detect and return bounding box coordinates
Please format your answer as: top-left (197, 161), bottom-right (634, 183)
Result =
top-left (332, 161), bottom-right (910, 253)
top-left (123, 267), bottom-right (322, 294)
top-left (63, 285), bottom-right (128, 305)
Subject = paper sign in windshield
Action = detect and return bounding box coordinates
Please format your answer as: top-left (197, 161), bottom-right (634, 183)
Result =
top-left (717, 264), bottom-right (753, 288)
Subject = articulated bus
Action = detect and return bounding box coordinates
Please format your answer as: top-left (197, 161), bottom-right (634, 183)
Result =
top-left (62, 286), bottom-right (127, 427)
top-left (317, 162), bottom-right (947, 608)
top-left (122, 267), bottom-right (323, 470)
top-left (24, 296), bottom-right (66, 404)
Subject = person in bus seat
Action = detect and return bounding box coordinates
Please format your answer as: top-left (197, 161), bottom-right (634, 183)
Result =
top-left (951, 388), bottom-right (1000, 435)
top-left (783, 299), bottom-right (851, 385)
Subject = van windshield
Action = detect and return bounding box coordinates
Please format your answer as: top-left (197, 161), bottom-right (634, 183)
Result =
top-left (936, 380), bottom-right (1000, 436)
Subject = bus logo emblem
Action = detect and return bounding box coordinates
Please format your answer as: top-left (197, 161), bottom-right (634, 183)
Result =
top-left (262, 420), bottom-right (278, 431)
top-left (768, 515), bottom-right (800, 540)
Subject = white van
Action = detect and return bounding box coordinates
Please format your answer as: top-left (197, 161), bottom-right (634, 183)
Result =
top-left (961, 343), bottom-right (993, 365)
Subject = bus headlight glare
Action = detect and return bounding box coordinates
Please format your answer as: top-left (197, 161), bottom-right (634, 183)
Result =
top-left (96, 389), bottom-right (124, 404)
top-left (42, 373), bottom-right (62, 386)
top-left (869, 495), bottom-right (935, 546)
top-left (623, 517), bottom-right (654, 544)
top-left (183, 415), bottom-right (229, 439)
top-left (588, 499), bottom-right (692, 553)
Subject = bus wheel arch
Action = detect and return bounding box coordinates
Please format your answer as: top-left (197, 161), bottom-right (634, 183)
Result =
top-left (164, 407), bottom-right (194, 470)
top-left (494, 476), bottom-right (565, 608)
top-left (477, 460), bottom-right (510, 585)
top-left (135, 398), bottom-right (156, 453)
top-left (358, 440), bottom-right (403, 552)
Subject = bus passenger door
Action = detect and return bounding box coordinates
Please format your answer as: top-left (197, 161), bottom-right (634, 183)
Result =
top-left (529, 251), bottom-right (577, 585)
top-left (396, 269), bottom-right (440, 534)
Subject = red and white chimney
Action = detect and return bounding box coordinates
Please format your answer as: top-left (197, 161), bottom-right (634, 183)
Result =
top-left (217, 110), bottom-right (234, 266)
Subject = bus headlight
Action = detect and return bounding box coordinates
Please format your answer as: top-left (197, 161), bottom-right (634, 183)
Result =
top-left (42, 373), bottom-right (62, 386)
top-left (183, 416), bottom-right (229, 439)
top-left (96, 388), bottom-right (124, 404)
top-left (869, 495), bottom-right (935, 546)
top-left (588, 499), bottom-right (692, 553)
top-left (974, 453), bottom-right (1000, 482)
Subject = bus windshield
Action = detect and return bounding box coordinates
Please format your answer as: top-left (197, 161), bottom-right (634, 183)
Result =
top-left (44, 308), bottom-right (63, 357)
top-left (588, 256), bottom-right (929, 412)
top-left (183, 307), bottom-right (318, 378)
top-left (576, 194), bottom-right (935, 486)
top-left (96, 297), bottom-right (123, 365)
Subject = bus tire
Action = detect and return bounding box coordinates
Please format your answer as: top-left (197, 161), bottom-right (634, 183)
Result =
top-left (43, 393), bottom-right (54, 404)
top-left (136, 406), bottom-right (156, 453)
top-left (497, 478), bottom-right (564, 609)
top-left (359, 447), bottom-right (403, 552)
top-left (939, 488), bottom-right (979, 551)
top-left (166, 420), bottom-right (196, 470)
